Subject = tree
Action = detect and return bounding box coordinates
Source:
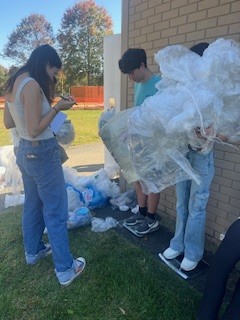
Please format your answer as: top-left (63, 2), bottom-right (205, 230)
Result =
top-left (3, 14), bottom-right (55, 66)
top-left (0, 65), bottom-right (8, 96)
top-left (57, 0), bottom-right (113, 88)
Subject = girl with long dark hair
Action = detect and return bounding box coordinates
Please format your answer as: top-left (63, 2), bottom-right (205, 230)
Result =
top-left (4, 44), bottom-right (86, 286)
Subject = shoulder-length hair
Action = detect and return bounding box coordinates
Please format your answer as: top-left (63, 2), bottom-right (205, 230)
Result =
top-left (5, 44), bottom-right (62, 103)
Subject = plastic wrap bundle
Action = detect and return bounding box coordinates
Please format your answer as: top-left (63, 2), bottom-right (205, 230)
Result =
top-left (99, 109), bottom-right (139, 184)
top-left (100, 38), bottom-right (240, 194)
top-left (56, 119), bottom-right (75, 146)
top-left (154, 38), bottom-right (240, 138)
top-left (63, 167), bottom-right (121, 210)
top-left (128, 38), bottom-right (240, 193)
top-left (67, 207), bottom-right (92, 229)
top-left (128, 98), bottom-right (199, 193)
top-left (91, 217), bottom-right (118, 232)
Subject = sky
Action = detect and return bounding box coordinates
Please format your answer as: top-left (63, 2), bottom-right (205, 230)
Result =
top-left (0, 0), bottom-right (121, 68)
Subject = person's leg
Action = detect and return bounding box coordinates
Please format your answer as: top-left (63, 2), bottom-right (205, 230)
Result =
top-left (197, 219), bottom-right (240, 320)
top-left (169, 179), bottom-right (190, 254)
top-left (134, 190), bottom-right (160, 235)
top-left (16, 145), bottom-right (46, 256)
top-left (222, 276), bottom-right (240, 320)
top-left (19, 139), bottom-right (73, 272)
top-left (33, 141), bottom-right (73, 272)
top-left (147, 192), bottom-right (160, 215)
top-left (135, 181), bottom-right (160, 216)
top-left (135, 181), bottom-right (147, 215)
top-left (125, 181), bottom-right (147, 226)
top-left (184, 150), bottom-right (214, 263)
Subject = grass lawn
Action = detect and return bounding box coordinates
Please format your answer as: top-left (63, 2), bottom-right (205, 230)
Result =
top-left (0, 208), bottom-right (201, 320)
top-left (0, 108), bottom-right (202, 319)
top-left (0, 109), bottom-right (103, 147)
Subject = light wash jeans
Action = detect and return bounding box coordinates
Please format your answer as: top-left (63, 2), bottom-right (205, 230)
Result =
top-left (16, 138), bottom-right (73, 272)
top-left (170, 149), bottom-right (214, 262)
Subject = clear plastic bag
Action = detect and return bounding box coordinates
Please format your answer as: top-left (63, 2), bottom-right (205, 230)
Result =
top-left (109, 189), bottom-right (136, 208)
top-left (99, 108), bottom-right (139, 184)
top-left (91, 217), bottom-right (118, 232)
top-left (56, 120), bottom-right (75, 146)
top-left (64, 168), bottom-right (120, 211)
top-left (5, 193), bottom-right (25, 208)
top-left (128, 38), bottom-right (240, 193)
top-left (67, 207), bottom-right (92, 229)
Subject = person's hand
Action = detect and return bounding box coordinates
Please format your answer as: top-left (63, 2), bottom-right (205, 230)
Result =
top-left (195, 125), bottom-right (214, 139)
top-left (204, 126), bottom-right (215, 136)
top-left (216, 133), bottom-right (228, 142)
top-left (54, 96), bottom-right (77, 111)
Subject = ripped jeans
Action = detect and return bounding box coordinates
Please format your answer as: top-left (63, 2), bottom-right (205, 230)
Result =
top-left (170, 149), bottom-right (214, 262)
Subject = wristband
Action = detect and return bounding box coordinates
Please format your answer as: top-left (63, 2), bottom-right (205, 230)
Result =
top-left (52, 106), bottom-right (58, 114)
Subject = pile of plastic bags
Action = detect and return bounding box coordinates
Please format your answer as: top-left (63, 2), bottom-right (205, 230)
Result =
top-left (63, 167), bottom-right (121, 210)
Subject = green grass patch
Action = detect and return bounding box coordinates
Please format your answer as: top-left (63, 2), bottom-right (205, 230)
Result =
top-left (0, 207), bottom-right (201, 320)
top-left (0, 109), bottom-right (103, 146)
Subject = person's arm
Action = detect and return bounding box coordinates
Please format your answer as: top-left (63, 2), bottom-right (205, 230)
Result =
top-left (23, 80), bottom-right (76, 138)
top-left (195, 126), bottom-right (240, 145)
top-left (3, 102), bottom-right (16, 129)
top-left (216, 133), bottom-right (240, 145)
top-left (216, 133), bottom-right (228, 142)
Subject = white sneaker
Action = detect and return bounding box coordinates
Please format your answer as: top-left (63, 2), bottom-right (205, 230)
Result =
top-left (163, 247), bottom-right (181, 260)
top-left (180, 258), bottom-right (198, 271)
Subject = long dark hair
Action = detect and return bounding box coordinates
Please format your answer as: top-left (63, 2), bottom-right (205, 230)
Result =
top-left (5, 44), bottom-right (62, 103)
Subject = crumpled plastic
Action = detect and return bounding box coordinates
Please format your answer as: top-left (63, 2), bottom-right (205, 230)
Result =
top-left (63, 167), bottom-right (121, 210)
top-left (56, 120), bottom-right (75, 146)
top-left (109, 188), bottom-right (137, 209)
top-left (67, 207), bottom-right (92, 229)
top-left (99, 108), bottom-right (139, 184)
top-left (91, 217), bottom-right (118, 232)
top-left (99, 38), bottom-right (240, 194)
top-left (4, 193), bottom-right (25, 208)
top-left (128, 38), bottom-right (240, 193)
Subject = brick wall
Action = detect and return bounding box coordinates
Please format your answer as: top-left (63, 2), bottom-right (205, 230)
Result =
top-left (120, 0), bottom-right (240, 248)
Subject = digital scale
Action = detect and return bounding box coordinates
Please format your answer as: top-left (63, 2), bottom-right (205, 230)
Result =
top-left (158, 252), bottom-right (208, 280)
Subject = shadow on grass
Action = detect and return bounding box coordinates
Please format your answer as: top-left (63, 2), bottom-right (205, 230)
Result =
top-left (0, 207), bottom-right (202, 320)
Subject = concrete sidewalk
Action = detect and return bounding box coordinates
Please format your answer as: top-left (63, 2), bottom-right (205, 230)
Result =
top-left (64, 142), bottom-right (104, 175)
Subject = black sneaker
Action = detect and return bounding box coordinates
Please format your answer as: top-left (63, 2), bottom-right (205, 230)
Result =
top-left (125, 213), bottom-right (145, 226)
top-left (135, 216), bottom-right (159, 235)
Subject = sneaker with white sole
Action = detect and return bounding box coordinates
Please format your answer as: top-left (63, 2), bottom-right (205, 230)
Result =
top-left (135, 216), bottom-right (159, 235)
top-left (180, 258), bottom-right (198, 271)
top-left (25, 243), bottom-right (52, 265)
top-left (56, 257), bottom-right (86, 287)
top-left (163, 247), bottom-right (182, 260)
top-left (125, 213), bottom-right (145, 226)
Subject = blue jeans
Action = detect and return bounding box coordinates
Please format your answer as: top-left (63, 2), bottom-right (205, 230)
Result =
top-left (16, 138), bottom-right (73, 272)
top-left (170, 149), bottom-right (214, 262)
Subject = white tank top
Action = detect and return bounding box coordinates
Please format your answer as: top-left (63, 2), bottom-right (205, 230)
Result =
top-left (6, 77), bottom-right (54, 141)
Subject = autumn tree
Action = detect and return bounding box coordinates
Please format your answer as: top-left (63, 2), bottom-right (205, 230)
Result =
top-left (57, 0), bottom-right (113, 89)
top-left (3, 14), bottom-right (55, 66)
top-left (0, 65), bottom-right (8, 96)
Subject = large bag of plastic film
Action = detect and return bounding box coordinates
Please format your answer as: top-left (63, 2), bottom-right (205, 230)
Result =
top-left (128, 38), bottom-right (240, 194)
top-left (99, 108), bottom-right (139, 184)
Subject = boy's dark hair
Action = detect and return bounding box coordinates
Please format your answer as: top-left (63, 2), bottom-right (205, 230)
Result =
top-left (118, 48), bottom-right (147, 74)
top-left (190, 42), bottom-right (209, 56)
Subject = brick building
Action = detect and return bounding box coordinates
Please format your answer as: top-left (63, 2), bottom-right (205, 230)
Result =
top-left (119, 0), bottom-right (240, 248)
